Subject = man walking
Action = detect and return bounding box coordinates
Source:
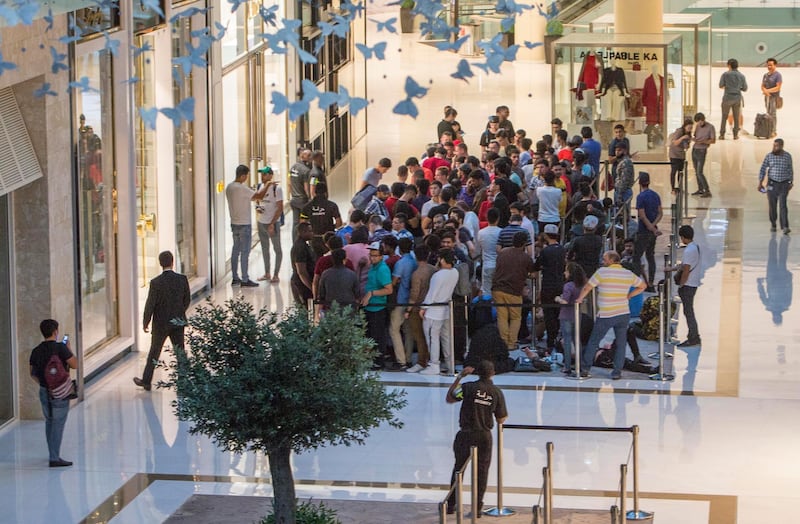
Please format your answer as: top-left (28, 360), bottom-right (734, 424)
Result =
top-left (718, 58), bottom-right (747, 140)
top-left (761, 58), bottom-right (783, 138)
top-left (29, 319), bottom-right (77, 467)
top-left (667, 226), bottom-right (703, 347)
top-left (576, 251), bottom-right (646, 379)
top-left (256, 166), bottom-right (283, 283)
top-left (758, 138), bottom-right (793, 235)
top-left (134, 250), bottom-right (191, 391)
top-left (633, 172), bottom-right (663, 289)
top-left (445, 361), bottom-right (508, 517)
top-left (226, 164), bottom-right (266, 287)
top-left (691, 113), bottom-right (716, 198)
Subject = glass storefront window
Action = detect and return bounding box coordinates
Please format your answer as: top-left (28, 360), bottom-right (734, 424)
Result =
top-left (74, 49), bottom-right (118, 353)
top-left (264, 50), bottom-right (288, 178)
top-left (221, 65), bottom-right (251, 246)
top-left (172, 18), bottom-right (198, 278)
top-left (220, 2), bottom-right (248, 64)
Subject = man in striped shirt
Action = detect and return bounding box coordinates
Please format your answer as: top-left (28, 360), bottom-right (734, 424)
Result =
top-left (575, 251), bottom-right (647, 379)
top-left (758, 138), bottom-right (793, 235)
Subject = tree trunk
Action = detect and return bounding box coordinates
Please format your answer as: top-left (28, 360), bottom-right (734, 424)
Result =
top-left (269, 444), bottom-right (296, 524)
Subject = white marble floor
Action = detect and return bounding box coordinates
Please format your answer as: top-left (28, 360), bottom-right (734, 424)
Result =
top-left (2, 11), bottom-right (800, 524)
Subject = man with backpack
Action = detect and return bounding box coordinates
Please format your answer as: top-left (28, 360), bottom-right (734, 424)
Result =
top-left (29, 319), bottom-right (77, 467)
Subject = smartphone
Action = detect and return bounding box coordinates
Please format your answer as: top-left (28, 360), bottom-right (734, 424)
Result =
top-left (62, 334), bottom-right (69, 344)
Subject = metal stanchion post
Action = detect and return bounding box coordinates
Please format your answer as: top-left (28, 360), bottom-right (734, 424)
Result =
top-left (456, 469), bottom-right (463, 524)
top-left (619, 463), bottom-right (627, 524)
top-left (650, 280), bottom-right (675, 381)
top-left (485, 424), bottom-right (516, 517)
top-left (546, 442), bottom-right (554, 524)
top-left (682, 158), bottom-right (695, 220)
top-left (471, 446), bottom-right (478, 523)
top-left (603, 160), bottom-right (609, 200)
top-left (439, 501), bottom-right (447, 524)
top-left (567, 302), bottom-right (584, 380)
top-left (626, 425), bottom-right (653, 520)
top-left (449, 299), bottom-right (456, 376)
top-left (623, 201), bottom-right (629, 241)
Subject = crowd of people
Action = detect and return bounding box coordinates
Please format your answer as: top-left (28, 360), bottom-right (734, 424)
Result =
top-left (273, 104), bottom-right (702, 381)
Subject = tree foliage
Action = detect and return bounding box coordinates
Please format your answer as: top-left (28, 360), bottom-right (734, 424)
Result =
top-left (163, 298), bottom-right (407, 456)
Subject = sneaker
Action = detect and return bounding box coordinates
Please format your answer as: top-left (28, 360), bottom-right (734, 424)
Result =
top-left (691, 190), bottom-right (704, 196)
top-left (386, 362), bottom-right (409, 372)
top-left (240, 280), bottom-right (259, 287)
top-left (677, 338), bottom-right (701, 347)
top-left (420, 364), bottom-right (441, 375)
top-left (611, 370), bottom-right (622, 380)
top-left (784, 228), bottom-right (791, 235)
top-left (231, 279), bottom-right (242, 286)
top-left (440, 368), bottom-right (452, 376)
top-left (771, 225), bottom-right (777, 232)
top-left (700, 191), bottom-right (712, 198)
top-left (570, 370), bottom-right (591, 378)
top-left (406, 363), bottom-right (424, 373)
top-left (49, 459), bottom-right (73, 467)
top-left (718, 134), bottom-right (725, 140)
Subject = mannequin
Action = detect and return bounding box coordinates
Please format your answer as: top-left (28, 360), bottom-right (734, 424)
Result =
top-left (575, 51), bottom-right (604, 121)
top-left (642, 63), bottom-right (665, 146)
top-left (600, 59), bottom-right (628, 121)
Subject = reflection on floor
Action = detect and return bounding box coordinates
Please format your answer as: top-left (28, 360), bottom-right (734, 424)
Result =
top-left (2, 10), bottom-right (800, 524)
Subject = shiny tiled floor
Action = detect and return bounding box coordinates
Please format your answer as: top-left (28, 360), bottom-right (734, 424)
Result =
top-left (3, 11), bottom-right (800, 524)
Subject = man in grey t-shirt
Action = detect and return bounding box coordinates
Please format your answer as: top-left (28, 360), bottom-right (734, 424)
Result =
top-left (691, 113), bottom-right (716, 198)
top-left (289, 149), bottom-right (312, 239)
top-left (361, 157), bottom-right (392, 190)
top-left (719, 58), bottom-right (747, 140)
top-left (226, 164), bottom-right (268, 287)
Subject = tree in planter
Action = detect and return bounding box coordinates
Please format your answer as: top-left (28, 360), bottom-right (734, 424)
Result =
top-left (163, 298), bottom-right (407, 524)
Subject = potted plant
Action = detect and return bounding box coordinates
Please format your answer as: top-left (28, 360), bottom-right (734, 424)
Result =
top-left (544, 19), bottom-right (563, 64)
top-left (400, 0), bottom-right (415, 33)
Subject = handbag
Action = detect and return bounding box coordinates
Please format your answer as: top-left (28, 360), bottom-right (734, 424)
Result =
top-left (776, 96), bottom-right (783, 110)
top-left (632, 61), bottom-right (641, 71)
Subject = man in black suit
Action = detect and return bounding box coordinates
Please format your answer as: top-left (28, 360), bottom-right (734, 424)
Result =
top-left (133, 251), bottom-right (191, 391)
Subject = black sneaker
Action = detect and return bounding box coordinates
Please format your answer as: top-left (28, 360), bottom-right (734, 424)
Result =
top-left (240, 280), bottom-right (259, 287)
top-left (231, 279), bottom-right (242, 286)
top-left (49, 459), bottom-right (73, 467)
top-left (700, 191), bottom-right (712, 198)
top-left (770, 225), bottom-right (777, 232)
top-left (677, 338), bottom-right (701, 347)
top-left (386, 362), bottom-right (409, 372)
top-left (691, 190), bottom-right (704, 196)
top-left (611, 370), bottom-right (622, 380)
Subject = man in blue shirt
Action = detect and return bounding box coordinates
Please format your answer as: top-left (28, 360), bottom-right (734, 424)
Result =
top-left (761, 58), bottom-right (783, 138)
top-left (388, 237), bottom-right (418, 370)
top-left (633, 172), bottom-right (663, 289)
top-left (580, 126), bottom-right (602, 175)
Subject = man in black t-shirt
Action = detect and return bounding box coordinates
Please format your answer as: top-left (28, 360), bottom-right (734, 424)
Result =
top-left (29, 318), bottom-right (77, 467)
top-left (300, 183), bottom-right (342, 257)
top-left (534, 224), bottom-right (566, 351)
top-left (291, 223), bottom-right (317, 305)
top-left (445, 361), bottom-right (508, 515)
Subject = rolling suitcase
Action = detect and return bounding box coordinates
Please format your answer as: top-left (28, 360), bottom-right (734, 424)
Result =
top-left (754, 113), bottom-right (773, 139)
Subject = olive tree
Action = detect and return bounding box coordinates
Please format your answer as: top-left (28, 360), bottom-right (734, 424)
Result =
top-left (163, 298), bottom-right (406, 523)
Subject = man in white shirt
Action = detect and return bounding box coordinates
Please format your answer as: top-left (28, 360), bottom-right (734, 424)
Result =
top-left (255, 166), bottom-right (284, 283)
top-left (226, 164), bottom-right (268, 287)
top-left (477, 208), bottom-right (502, 296)
top-left (668, 225), bottom-right (703, 347)
top-left (419, 249), bottom-right (460, 375)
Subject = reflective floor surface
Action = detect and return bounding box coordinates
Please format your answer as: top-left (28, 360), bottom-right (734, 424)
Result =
top-left (2, 8), bottom-right (800, 523)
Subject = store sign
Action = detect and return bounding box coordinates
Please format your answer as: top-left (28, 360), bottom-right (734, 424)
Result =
top-left (578, 51), bottom-right (659, 62)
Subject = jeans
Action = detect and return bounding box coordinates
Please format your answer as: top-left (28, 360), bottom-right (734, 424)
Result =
top-left (423, 316), bottom-right (451, 370)
top-left (767, 180), bottom-right (791, 230)
top-left (480, 265), bottom-right (495, 299)
top-left (692, 148), bottom-right (710, 193)
top-left (634, 230), bottom-right (657, 284)
top-left (560, 319), bottom-right (575, 371)
top-left (447, 430), bottom-right (493, 511)
top-left (765, 94), bottom-right (778, 135)
top-left (257, 222), bottom-right (282, 276)
top-left (720, 97), bottom-right (742, 137)
top-left (678, 285), bottom-right (699, 342)
top-left (230, 224), bottom-right (252, 281)
top-left (669, 158), bottom-right (685, 190)
top-left (581, 314), bottom-right (630, 372)
top-left (39, 387), bottom-right (70, 462)
top-left (492, 290), bottom-right (522, 350)
top-left (143, 328), bottom-right (184, 385)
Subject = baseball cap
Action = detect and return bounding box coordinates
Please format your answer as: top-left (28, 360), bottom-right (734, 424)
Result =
top-left (368, 241), bottom-right (382, 251)
top-left (544, 224), bottom-right (559, 235)
top-left (376, 184), bottom-right (390, 193)
top-left (258, 166), bottom-right (273, 174)
top-left (638, 171), bottom-right (650, 184)
top-left (583, 215), bottom-right (599, 230)
top-left (488, 115), bottom-right (500, 123)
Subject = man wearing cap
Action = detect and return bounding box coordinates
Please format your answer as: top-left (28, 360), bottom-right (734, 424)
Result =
top-left (300, 182), bottom-right (342, 258)
top-left (364, 242), bottom-right (394, 370)
top-left (255, 166), bottom-right (283, 283)
top-left (576, 251), bottom-right (646, 379)
top-left (365, 184), bottom-right (391, 221)
top-left (568, 215), bottom-right (603, 279)
top-left (691, 112), bottom-right (715, 198)
top-left (534, 224), bottom-right (566, 352)
top-left (226, 164), bottom-right (269, 287)
top-left (493, 232), bottom-right (537, 350)
top-left (633, 172), bottom-right (663, 289)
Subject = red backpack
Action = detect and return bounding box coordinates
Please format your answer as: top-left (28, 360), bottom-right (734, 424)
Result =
top-left (44, 345), bottom-right (72, 399)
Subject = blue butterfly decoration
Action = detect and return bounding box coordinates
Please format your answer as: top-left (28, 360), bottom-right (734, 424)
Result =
top-left (227, 0), bottom-right (246, 14)
top-left (172, 40), bottom-right (210, 76)
top-left (59, 23), bottom-right (84, 45)
top-left (102, 31), bottom-right (120, 56)
top-left (141, 0), bottom-right (165, 18)
top-left (301, 79), bottom-right (338, 110)
top-left (160, 97), bottom-right (195, 127)
top-left (495, 0), bottom-right (531, 16)
top-left (450, 59), bottom-right (474, 83)
top-left (0, 52), bottom-right (17, 75)
top-left (0, 0), bottom-right (38, 26)
top-left (434, 35), bottom-right (469, 52)
top-left (369, 17), bottom-right (397, 34)
top-left (34, 82), bottom-right (57, 97)
top-left (355, 42), bottom-right (386, 60)
top-left (337, 86), bottom-right (369, 117)
top-left (132, 41), bottom-right (153, 58)
top-left (68, 77), bottom-right (99, 93)
top-left (270, 91), bottom-right (310, 122)
top-left (50, 47), bottom-right (68, 74)
top-left (258, 4), bottom-right (279, 28)
top-left (475, 34), bottom-right (518, 74)
top-left (523, 40), bottom-right (543, 50)
top-left (339, 0), bottom-right (364, 19)
top-left (43, 7), bottom-right (53, 32)
top-left (139, 107), bottom-right (158, 131)
top-left (168, 6), bottom-right (210, 23)
top-left (392, 77), bottom-right (429, 119)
